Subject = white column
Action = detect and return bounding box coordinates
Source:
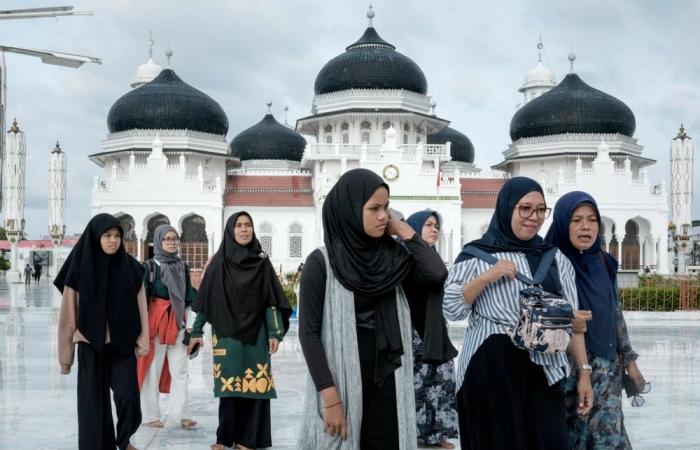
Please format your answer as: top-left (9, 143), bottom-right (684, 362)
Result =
top-left (135, 229), bottom-right (143, 262)
top-left (616, 234), bottom-right (622, 268)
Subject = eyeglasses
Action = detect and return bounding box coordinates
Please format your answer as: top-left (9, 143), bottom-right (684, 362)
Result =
top-left (515, 205), bottom-right (551, 220)
top-left (630, 382), bottom-right (651, 407)
top-left (162, 237), bottom-right (180, 243)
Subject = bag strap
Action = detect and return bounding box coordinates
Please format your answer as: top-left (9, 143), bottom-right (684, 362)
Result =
top-left (463, 245), bottom-right (558, 287)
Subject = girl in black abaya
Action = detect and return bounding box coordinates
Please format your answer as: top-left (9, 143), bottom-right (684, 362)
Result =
top-left (56, 213), bottom-right (149, 450)
top-left (297, 168), bottom-right (452, 450)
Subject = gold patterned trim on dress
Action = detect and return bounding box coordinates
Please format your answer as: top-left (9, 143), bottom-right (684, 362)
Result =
top-left (216, 363), bottom-right (275, 394)
top-left (212, 334), bottom-right (218, 347)
top-left (213, 348), bottom-right (226, 357)
top-left (213, 363), bottom-right (222, 378)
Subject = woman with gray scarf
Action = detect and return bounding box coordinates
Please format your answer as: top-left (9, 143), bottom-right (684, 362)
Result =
top-left (136, 224), bottom-right (199, 429)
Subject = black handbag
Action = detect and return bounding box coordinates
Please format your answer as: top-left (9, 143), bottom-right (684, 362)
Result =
top-left (463, 246), bottom-right (575, 354)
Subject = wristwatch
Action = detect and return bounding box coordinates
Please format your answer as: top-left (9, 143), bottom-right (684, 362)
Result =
top-left (579, 363), bottom-right (592, 372)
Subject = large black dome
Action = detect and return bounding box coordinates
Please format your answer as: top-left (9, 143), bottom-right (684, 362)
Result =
top-left (510, 73), bottom-right (636, 141)
top-left (230, 114), bottom-right (306, 161)
top-left (314, 26), bottom-right (428, 95)
top-left (107, 69), bottom-right (229, 135)
top-left (428, 127), bottom-right (475, 163)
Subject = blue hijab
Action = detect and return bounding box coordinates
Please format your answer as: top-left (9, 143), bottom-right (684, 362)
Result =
top-left (406, 210), bottom-right (440, 249)
top-left (545, 191), bottom-right (618, 360)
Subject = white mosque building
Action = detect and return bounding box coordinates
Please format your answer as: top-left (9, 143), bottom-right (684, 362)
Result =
top-left (89, 8), bottom-right (669, 276)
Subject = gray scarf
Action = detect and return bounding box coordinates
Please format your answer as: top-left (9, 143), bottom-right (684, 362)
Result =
top-left (153, 224), bottom-right (187, 329)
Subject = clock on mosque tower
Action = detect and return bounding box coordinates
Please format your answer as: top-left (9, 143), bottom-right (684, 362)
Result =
top-left (382, 164), bottom-right (400, 181)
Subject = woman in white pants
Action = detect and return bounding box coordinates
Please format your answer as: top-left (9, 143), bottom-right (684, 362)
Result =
top-left (136, 224), bottom-right (198, 429)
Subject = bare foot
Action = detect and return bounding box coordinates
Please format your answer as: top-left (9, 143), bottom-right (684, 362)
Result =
top-left (126, 445), bottom-right (139, 450)
top-left (235, 445), bottom-right (253, 450)
top-left (180, 418), bottom-right (198, 429)
top-left (438, 440), bottom-right (456, 449)
top-left (144, 419), bottom-right (164, 428)
top-left (210, 445), bottom-right (226, 450)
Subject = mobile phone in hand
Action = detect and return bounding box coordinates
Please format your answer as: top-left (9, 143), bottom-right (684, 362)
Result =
top-left (188, 342), bottom-right (200, 360)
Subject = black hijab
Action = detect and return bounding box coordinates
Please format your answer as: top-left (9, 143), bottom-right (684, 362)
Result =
top-left (545, 191), bottom-right (618, 360)
top-left (193, 211), bottom-right (291, 344)
top-left (323, 168), bottom-right (412, 384)
top-left (454, 177), bottom-right (560, 291)
top-left (322, 168), bottom-right (412, 295)
top-left (54, 213), bottom-right (145, 356)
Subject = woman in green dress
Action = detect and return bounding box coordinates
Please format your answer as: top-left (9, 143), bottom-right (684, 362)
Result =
top-left (188, 211), bottom-right (292, 450)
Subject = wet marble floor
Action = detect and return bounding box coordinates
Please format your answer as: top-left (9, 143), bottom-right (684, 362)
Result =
top-left (1, 278), bottom-right (699, 449)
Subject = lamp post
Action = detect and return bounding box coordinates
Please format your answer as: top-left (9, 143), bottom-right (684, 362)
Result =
top-left (0, 5), bottom-right (100, 212)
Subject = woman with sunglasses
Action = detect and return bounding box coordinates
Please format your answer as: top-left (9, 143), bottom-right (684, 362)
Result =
top-left (546, 191), bottom-right (646, 449)
top-left (444, 177), bottom-right (593, 450)
top-left (136, 224), bottom-right (199, 429)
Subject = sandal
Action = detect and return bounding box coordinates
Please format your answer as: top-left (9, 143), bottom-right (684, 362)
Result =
top-left (180, 418), bottom-right (197, 429)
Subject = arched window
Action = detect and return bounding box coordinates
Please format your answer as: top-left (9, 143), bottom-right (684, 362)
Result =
top-left (360, 121), bottom-right (372, 130)
top-left (259, 222), bottom-right (273, 257)
top-left (382, 121), bottom-right (391, 130)
top-left (289, 223), bottom-right (303, 259)
top-left (145, 213), bottom-right (170, 260)
top-left (116, 214), bottom-right (137, 258)
top-left (180, 214), bottom-right (208, 270)
top-left (403, 123), bottom-right (411, 132)
top-left (324, 124), bottom-right (333, 144)
top-left (341, 122), bottom-right (349, 131)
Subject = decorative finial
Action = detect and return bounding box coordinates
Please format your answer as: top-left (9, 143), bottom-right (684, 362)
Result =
top-left (8, 118), bottom-right (19, 133)
top-left (148, 31), bottom-right (154, 59)
top-left (284, 106), bottom-right (289, 124)
top-left (430, 100), bottom-right (437, 116)
top-left (52, 141), bottom-right (63, 154)
top-left (676, 123), bottom-right (690, 140)
top-left (165, 47), bottom-right (173, 67)
top-left (367, 3), bottom-right (375, 26)
top-left (266, 100), bottom-right (273, 114)
top-left (537, 34), bottom-right (543, 63)
top-left (568, 50), bottom-right (576, 73)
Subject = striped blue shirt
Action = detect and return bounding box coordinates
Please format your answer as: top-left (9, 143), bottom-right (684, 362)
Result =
top-left (443, 250), bottom-right (579, 389)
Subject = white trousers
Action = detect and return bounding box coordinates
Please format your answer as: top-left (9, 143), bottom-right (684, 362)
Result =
top-left (140, 328), bottom-right (192, 423)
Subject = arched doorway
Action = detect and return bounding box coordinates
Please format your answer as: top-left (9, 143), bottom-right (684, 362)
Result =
top-left (144, 213), bottom-right (170, 260)
top-left (621, 220), bottom-right (640, 270)
top-left (116, 214), bottom-right (137, 258)
top-left (180, 214), bottom-right (208, 270)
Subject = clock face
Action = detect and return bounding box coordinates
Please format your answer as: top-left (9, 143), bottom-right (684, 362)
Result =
top-left (383, 164), bottom-right (399, 181)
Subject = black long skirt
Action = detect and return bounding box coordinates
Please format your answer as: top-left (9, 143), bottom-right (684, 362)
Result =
top-left (457, 334), bottom-right (568, 450)
top-left (357, 326), bottom-right (400, 450)
top-left (216, 397), bottom-right (272, 448)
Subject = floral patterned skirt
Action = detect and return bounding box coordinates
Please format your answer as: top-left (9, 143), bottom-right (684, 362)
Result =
top-left (412, 329), bottom-right (459, 445)
top-left (564, 354), bottom-right (632, 450)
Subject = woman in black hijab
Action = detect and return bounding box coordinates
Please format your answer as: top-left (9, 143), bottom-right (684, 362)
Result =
top-left (56, 213), bottom-right (149, 450)
top-left (189, 211), bottom-right (292, 450)
top-left (297, 168), bottom-right (450, 450)
top-left (443, 177), bottom-right (593, 450)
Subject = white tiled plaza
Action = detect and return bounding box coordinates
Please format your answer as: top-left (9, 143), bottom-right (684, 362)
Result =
top-left (1, 278), bottom-right (699, 449)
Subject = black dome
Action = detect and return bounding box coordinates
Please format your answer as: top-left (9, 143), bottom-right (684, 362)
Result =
top-left (510, 73), bottom-right (635, 141)
top-left (428, 127), bottom-right (475, 163)
top-left (314, 27), bottom-right (427, 95)
top-left (107, 69), bottom-right (229, 135)
top-left (230, 114), bottom-right (306, 161)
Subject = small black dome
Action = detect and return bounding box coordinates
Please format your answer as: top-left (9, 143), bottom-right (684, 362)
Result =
top-left (510, 73), bottom-right (635, 141)
top-left (314, 26), bottom-right (427, 95)
top-left (230, 114), bottom-right (306, 161)
top-left (107, 69), bottom-right (229, 135)
top-left (428, 127), bottom-right (475, 163)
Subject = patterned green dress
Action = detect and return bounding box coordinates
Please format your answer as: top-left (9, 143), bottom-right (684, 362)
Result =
top-left (191, 306), bottom-right (285, 399)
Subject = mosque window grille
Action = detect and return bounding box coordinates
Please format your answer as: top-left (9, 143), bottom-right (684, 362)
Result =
top-left (342, 133), bottom-right (349, 144)
top-left (403, 134), bottom-right (408, 145)
top-left (288, 223), bottom-right (303, 259)
top-left (325, 134), bottom-right (333, 144)
top-left (260, 235), bottom-right (273, 258)
top-left (361, 131), bottom-right (370, 144)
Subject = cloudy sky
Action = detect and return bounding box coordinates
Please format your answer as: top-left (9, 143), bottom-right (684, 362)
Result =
top-left (2, 0), bottom-right (699, 237)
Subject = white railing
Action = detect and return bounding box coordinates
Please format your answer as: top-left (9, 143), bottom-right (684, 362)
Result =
top-left (304, 143), bottom-right (449, 161)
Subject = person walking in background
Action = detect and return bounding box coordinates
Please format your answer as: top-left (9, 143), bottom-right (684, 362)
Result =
top-left (443, 177), bottom-right (593, 450)
top-left (55, 213), bottom-right (149, 450)
top-left (137, 224), bottom-right (198, 430)
top-left (546, 191), bottom-right (646, 450)
top-left (297, 168), bottom-right (451, 449)
top-left (34, 262), bottom-right (42, 283)
top-left (405, 210), bottom-right (459, 449)
top-left (188, 211), bottom-right (292, 450)
top-left (24, 263), bottom-right (32, 286)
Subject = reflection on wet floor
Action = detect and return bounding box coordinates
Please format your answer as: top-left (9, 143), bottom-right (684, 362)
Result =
top-left (1, 278), bottom-right (699, 449)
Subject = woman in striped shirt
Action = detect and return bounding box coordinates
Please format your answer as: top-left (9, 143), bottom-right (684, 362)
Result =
top-left (443, 177), bottom-right (593, 450)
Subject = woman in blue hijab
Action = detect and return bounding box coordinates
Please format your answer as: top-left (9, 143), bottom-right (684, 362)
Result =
top-left (545, 191), bottom-right (646, 449)
top-left (405, 210), bottom-right (458, 448)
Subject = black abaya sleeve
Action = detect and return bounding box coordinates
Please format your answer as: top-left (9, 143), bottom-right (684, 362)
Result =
top-left (298, 249), bottom-right (335, 391)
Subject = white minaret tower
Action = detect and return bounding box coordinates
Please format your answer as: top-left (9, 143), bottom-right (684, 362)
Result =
top-left (48, 141), bottom-right (67, 252)
top-left (518, 36), bottom-right (557, 107)
top-left (3, 119), bottom-right (26, 282)
top-left (670, 125), bottom-right (693, 273)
